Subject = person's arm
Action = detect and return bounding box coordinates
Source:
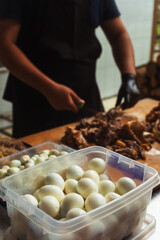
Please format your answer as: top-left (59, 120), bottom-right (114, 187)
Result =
top-left (101, 17), bottom-right (136, 74)
top-left (0, 19), bottom-right (84, 113)
top-left (101, 17), bottom-right (140, 109)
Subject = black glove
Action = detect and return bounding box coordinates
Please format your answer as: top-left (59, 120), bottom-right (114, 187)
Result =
top-left (115, 73), bottom-right (141, 109)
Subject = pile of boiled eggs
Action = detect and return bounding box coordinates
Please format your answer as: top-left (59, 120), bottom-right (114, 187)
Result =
top-left (0, 149), bottom-right (68, 179)
top-left (22, 157), bottom-right (137, 220)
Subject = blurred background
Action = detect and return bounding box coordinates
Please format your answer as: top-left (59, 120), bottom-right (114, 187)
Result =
top-left (0, 0), bottom-right (159, 137)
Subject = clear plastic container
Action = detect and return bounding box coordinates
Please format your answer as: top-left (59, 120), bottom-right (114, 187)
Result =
top-left (3, 213), bottom-right (156, 240)
top-left (0, 141), bottom-right (74, 170)
top-left (0, 146), bottom-right (159, 240)
top-left (0, 141), bottom-right (74, 223)
top-left (125, 213), bottom-right (156, 239)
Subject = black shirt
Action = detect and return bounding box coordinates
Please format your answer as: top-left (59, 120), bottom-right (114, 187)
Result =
top-left (0, 0), bottom-right (121, 137)
top-left (0, 0), bottom-right (120, 27)
top-left (0, 0), bottom-right (120, 102)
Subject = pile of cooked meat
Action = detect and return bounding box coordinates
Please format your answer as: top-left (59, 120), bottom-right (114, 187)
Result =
top-left (0, 137), bottom-right (27, 158)
top-left (61, 103), bottom-right (160, 160)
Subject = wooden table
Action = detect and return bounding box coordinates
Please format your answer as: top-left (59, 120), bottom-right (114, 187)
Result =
top-left (20, 122), bottom-right (77, 146)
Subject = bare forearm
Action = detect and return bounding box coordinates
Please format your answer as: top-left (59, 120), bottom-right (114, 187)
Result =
top-left (0, 19), bottom-right (83, 113)
top-left (0, 41), bottom-right (84, 112)
top-left (101, 17), bottom-right (136, 75)
top-left (111, 32), bottom-right (136, 75)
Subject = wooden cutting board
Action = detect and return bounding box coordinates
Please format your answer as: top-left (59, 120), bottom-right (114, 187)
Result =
top-left (123, 98), bottom-right (159, 121)
top-left (124, 98), bottom-right (160, 174)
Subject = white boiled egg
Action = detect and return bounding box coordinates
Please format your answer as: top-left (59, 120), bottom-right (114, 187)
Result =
top-left (60, 193), bottom-right (84, 218)
top-left (45, 173), bottom-right (65, 190)
top-left (38, 185), bottom-right (64, 202)
top-left (88, 157), bottom-right (106, 174)
top-left (76, 178), bottom-right (98, 199)
top-left (66, 165), bottom-right (84, 180)
top-left (39, 196), bottom-right (60, 218)
top-left (85, 193), bottom-right (106, 212)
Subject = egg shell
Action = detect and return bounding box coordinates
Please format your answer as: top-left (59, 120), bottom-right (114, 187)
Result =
top-left (40, 149), bottom-right (50, 155)
top-left (64, 179), bottom-right (78, 194)
top-left (45, 173), bottom-right (65, 190)
top-left (98, 180), bottom-right (115, 196)
top-left (85, 193), bottom-right (106, 212)
top-left (39, 196), bottom-right (60, 218)
top-left (7, 167), bottom-right (20, 176)
top-left (0, 169), bottom-right (7, 179)
top-left (49, 149), bottom-right (60, 156)
top-left (33, 189), bottom-right (40, 201)
top-left (25, 162), bottom-right (35, 169)
top-left (35, 157), bottom-right (46, 164)
top-left (27, 159), bottom-right (35, 165)
top-left (38, 185), bottom-right (64, 202)
top-left (99, 173), bottom-right (110, 181)
top-left (2, 165), bottom-right (10, 170)
top-left (39, 153), bottom-right (48, 160)
top-left (77, 178), bottom-right (98, 199)
top-left (31, 154), bottom-right (39, 159)
top-left (82, 170), bottom-right (100, 184)
top-left (66, 208), bottom-right (86, 220)
top-left (60, 193), bottom-right (84, 218)
top-left (58, 151), bottom-right (68, 156)
top-left (105, 192), bottom-right (120, 203)
top-left (88, 157), bottom-right (106, 174)
top-left (59, 218), bottom-right (66, 221)
top-left (116, 177), bottom-right (136, 195)
top-left (10, 160), bottom-right (21, 168)
top-left (20, 155), bottom-right (30, 164)
top-left (66, 165), bottom-right (84, 180)
top-left (48, 155), bottom-right (57, 160)
top-left (19, 166), bottom-right (25, 171)
top-left (30, 156), bottom-right (38, 162)
top-left (23, 194), bottom-right (38, 207)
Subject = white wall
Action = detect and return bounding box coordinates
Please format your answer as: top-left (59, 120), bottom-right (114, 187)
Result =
top-left (96, 0), bottom-right (154, 99)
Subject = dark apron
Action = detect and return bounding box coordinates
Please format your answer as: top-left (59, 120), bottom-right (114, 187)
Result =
top-left (5, 0), bottom-right (104, 138)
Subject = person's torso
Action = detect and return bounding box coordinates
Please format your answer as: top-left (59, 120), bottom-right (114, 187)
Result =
top-left (18, 0), bottom-right (102, 65)
top-left (4, 0), bottom-right (102, 102)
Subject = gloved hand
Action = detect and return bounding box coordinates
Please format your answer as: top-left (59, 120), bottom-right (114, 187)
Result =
top-left (115, 73), bottom-right (141, 109)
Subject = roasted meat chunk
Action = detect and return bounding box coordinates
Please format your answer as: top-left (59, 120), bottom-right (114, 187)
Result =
top-left (145, 102), bottom-right (160, 142)
top-left (61, 104), bottom-right (160, 160)
top-left (0, 137), bottom-right (27, 158)
top-left (107, 139), bottom-right (145, 160)
top-left (61, 127), bottom-right (90, 149)
top-left (153, 119), bottom-right (160, 141)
